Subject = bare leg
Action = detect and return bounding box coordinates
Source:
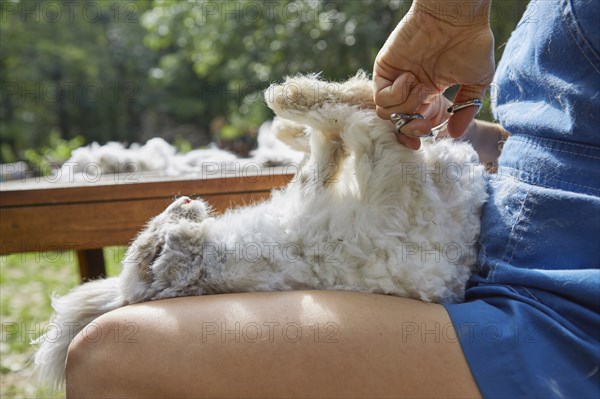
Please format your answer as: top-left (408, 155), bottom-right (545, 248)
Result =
top-left (66, 291), bottom-right (480, 398)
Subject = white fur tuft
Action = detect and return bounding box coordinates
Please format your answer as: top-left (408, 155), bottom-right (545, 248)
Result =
top-left (32, 277), bottom-right (125, 390)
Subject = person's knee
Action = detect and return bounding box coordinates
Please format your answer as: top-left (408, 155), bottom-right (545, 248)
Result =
top-left (65, 313), bottom-right (127, 394)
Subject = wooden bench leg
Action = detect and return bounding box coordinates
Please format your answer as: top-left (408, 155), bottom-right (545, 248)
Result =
top-left (77, 249), bottom-right (106, 282)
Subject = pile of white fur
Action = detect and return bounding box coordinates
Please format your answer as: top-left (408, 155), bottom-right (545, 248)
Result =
top-left (58, 121), bottom-right (305, 180)
top-left (33, 72), bottom-right (488, 389)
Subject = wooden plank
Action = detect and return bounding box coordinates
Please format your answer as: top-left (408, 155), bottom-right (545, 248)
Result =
top-left (77, 249), bottom-right (106, 281)
top-left (0, 169), bottom-right (295, 207)
top-left (0, 191), bottom-right (273, 254)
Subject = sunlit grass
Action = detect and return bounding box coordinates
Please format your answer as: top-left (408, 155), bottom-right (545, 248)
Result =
top-left (0, 248), bottom-right (124, 398)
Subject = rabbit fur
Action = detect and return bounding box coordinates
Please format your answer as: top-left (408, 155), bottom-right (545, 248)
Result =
top-left (33, 72), bottom-right (488, 389)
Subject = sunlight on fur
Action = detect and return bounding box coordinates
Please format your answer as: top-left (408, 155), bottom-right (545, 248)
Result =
top-left (33, 72), bottom-right (488, 390)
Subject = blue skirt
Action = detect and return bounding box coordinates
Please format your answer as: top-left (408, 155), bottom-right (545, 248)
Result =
top-left (445, 1), bottom-right (600, 397)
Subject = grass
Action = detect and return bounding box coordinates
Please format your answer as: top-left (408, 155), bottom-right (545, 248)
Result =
top-left (0, 248), bottom-right (124, 398)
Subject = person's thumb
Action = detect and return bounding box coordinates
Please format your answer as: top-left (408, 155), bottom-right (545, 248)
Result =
top-left (447, 84), bottom-right (487, 138)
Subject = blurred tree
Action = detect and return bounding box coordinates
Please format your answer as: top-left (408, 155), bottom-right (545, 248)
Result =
top-left (142, 0), bottom-right (406, 139)
top-left (1, 0), bottom-right (180, 164)
top-left (1, 0), bottom-right (527, 164)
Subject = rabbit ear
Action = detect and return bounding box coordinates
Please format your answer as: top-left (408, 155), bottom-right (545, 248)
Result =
top-left (147, 221), bottom-right (206, 298)
top-left (122, 227), bottom-right (166, 285)
top-left (264, 71), bottom-right (374, 136)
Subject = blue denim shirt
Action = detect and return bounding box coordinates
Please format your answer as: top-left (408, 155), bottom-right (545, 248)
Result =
top-left (474, 0), bottom-right (600, 310)
top-left (446, 1), bottom-right (600, 396)
top-left (493, 0), bottom-right (600, 147)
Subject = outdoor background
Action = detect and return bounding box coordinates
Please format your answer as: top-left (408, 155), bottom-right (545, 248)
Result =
top-left (1, 0), bottom-right (527, 397)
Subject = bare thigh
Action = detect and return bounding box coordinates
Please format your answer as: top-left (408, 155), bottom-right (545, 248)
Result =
top-left (66, 291), bottom-right (481, 398)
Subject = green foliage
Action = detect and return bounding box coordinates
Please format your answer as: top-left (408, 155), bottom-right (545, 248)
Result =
top-left (0, 247), bottom-right (123, 398)
top-left (23, 131), bottom-right (85, 175)
top-left (174, 135), bottom-right (193, 153)
top-left (1, 0), bottom-right (161, 162)
top-left (0, 249), bottom-right (77, 398)
top-left (142, 0), bottom-right (405, 138)
top-left (1, 0), bottom-right (527, 161)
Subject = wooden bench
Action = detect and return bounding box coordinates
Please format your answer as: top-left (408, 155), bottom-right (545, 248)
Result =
top-left (0, 168), bottom-right (294, 281)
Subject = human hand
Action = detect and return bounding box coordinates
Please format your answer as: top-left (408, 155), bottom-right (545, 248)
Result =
top-left (373, 0), bottom-right (495, 149)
